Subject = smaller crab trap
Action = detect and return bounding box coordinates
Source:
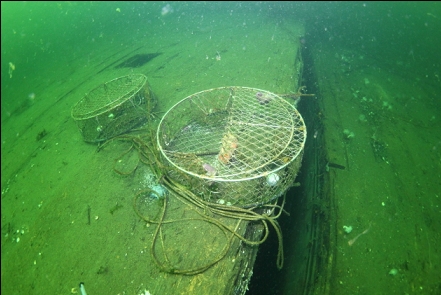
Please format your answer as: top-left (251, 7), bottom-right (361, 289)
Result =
top-left (71, 74), bottom-right (155, 142)
top-left (157, 86), bottom-right (306, 208)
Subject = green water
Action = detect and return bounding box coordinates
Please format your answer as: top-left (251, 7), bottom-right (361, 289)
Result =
top-left (1, 2), bottom-right (440, 294)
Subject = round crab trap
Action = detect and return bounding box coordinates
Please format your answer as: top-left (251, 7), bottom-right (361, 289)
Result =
top-left (71, 74), bottom-right (155, 142)
top-left (157, 86), bottom-right (306, 208)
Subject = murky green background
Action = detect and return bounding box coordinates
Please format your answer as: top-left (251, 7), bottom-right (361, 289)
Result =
top-left (2, 2), bottom-right (440, 294)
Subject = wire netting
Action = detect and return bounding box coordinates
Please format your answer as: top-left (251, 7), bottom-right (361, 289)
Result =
top-left (157, 86), bottom-right (306, 207)
top-left (72, 74), bottom-right (154, 142)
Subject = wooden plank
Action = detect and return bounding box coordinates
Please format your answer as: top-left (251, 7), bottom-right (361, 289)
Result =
top-left (132, 183), bottom-right (267, 295)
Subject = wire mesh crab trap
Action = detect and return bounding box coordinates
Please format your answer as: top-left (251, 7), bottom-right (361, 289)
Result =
top-left (71, 74), bottom-right (155, 142)
top-left (157, 86), bottom-right (306, 208)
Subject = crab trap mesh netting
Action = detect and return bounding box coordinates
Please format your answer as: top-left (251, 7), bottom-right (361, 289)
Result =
top-left (72, 74), bottom-right (156, 142)
top-left (157, 86), bottom-right (306, 208)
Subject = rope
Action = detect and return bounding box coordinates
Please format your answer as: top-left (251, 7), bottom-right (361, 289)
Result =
top-left (103, 133), bottom-right (288, 274)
